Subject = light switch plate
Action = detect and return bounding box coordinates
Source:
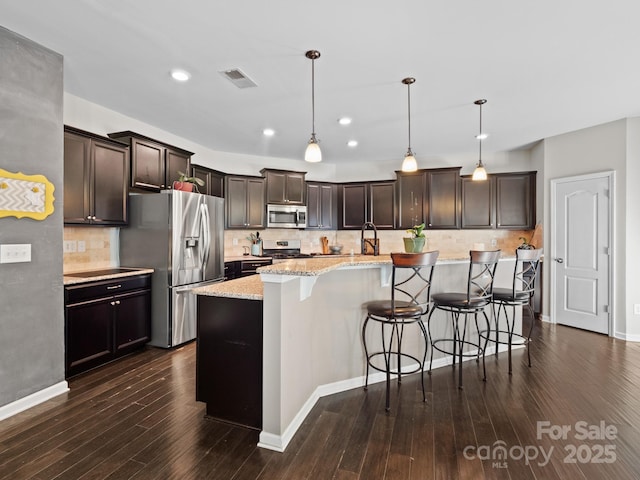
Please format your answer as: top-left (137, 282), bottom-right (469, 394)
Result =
top-left (0, 244), bottom-right (32, 264)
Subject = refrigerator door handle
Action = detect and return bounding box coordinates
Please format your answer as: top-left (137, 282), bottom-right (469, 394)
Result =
top-left (201, 203), bottom-right (211, 272)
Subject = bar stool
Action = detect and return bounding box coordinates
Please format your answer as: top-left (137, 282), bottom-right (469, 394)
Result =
top-left (362, 251), bottom-right (439, 411)
top-left (427, 250), bottom-right (501, 389)
top-left (480, 248), bottom-right (542, 374)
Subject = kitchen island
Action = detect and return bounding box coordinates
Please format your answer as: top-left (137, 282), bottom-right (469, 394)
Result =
top-left (194, 254), bottom-right (517, 452)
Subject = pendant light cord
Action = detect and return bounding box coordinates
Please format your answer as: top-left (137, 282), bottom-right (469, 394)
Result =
top-left (311, 57), bottom-right (316, 137)
top-left (407, 81), bottom-right (412, 151)
top-left (478, 101), bottom-right (482, 163)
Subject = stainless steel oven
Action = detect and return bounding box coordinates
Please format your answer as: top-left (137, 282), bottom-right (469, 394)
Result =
top-left (266, 204), bottom-right (307, 229)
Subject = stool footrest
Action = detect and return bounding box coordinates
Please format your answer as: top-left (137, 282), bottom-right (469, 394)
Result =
top-left (366, 351), bottom-right (423, 376)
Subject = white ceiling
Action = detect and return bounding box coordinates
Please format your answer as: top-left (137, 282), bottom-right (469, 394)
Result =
top-left (2, 1), bottom-right (640, 167)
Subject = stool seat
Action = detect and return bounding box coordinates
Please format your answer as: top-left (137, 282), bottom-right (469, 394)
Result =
top-left (366, 300), bottom-right (424, 319)
top-left (491, 287), bottom-right (530, 302)
top-left (431, 292), bottom-right (490, 309)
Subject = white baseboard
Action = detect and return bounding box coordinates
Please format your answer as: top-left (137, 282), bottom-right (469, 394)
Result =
top-left (540, 314), bottom-right (552, 323)
top-left (0, 381), bottom-right (69, 422)
top-left (258, 343), bottom-right (517, 452)
top-left (614, 331), bottom-right (640, 342)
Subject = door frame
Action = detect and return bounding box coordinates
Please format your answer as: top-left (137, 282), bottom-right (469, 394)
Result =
top-left (549, 170), bottom-right (615, 336)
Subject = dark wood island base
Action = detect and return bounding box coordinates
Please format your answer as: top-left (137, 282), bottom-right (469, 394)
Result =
top-left (196, 295), bottom-right (263, 430)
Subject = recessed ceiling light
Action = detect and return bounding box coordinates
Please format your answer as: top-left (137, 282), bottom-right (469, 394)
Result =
top-left (171, 69), bottom-right (191, 82)
top-left (263, 128), bottom-right (275, 137)
top-left (476, 133), bottom-right (488, 140)
top-left (347, 140), bottom-right (358, 147)
top-left (338, 117), bottom-right (352, 126)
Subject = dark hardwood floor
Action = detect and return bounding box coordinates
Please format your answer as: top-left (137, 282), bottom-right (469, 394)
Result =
top-left (2, 315), bottom-right (640, 479)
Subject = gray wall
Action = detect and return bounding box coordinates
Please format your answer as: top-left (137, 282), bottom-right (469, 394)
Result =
top-left (0, 26), bottom-right (65, 407)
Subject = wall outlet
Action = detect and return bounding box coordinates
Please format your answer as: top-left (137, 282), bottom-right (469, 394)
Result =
top-left (0, 244), bottom-right (32, 264)
top-left (232, 238), bottom-right (238, 246)
top-left (634, 304), bottom-right (640, 315)
top-left (490, 238), bottom-right (498, 247)
top-left (63, 240), bottom-right (77, 253)
top-left (77, 240), bottom-right (86, 253)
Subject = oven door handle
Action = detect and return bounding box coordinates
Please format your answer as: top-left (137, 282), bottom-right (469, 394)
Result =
top-left (295, 210), bottom-right (299, 226)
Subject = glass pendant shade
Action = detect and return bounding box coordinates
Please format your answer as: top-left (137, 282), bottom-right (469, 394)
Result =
top-left (305, 136), bottom-right (322, 163)
top-left (472, 161), bottom-right (487, 181)
top-left (402, 150), bottom-right (418, 172)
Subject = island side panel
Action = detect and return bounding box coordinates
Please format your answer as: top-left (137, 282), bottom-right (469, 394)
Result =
top-left (196, 295), bottom-right (263, 430)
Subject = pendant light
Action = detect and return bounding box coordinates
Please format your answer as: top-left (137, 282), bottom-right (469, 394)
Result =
top-left (304, 50), bottom-right (322, 163)
top-left (472, 99), bottom-right (488, 181)
top-left (401, 77), bottom-right (418, 172)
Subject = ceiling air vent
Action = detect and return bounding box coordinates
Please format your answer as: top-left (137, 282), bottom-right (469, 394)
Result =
top-left (219, 68), bottom-right (258, 88)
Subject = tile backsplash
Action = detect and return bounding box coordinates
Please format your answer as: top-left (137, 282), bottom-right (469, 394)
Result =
top-left (64, 225), bottom-right (542, 271)
top-left (63, 227), bottom-right (117, 273)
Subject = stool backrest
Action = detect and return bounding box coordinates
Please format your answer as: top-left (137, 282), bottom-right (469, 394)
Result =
top-left (511, 248), bottom-right (543, 297)
top-left (468, 250), bottom-right (501, 304)
top-left (391, 251), bottom-right (439, 315)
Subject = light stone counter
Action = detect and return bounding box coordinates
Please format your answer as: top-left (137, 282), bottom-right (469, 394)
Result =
top-left (192, 274), bottom-right (264, 300)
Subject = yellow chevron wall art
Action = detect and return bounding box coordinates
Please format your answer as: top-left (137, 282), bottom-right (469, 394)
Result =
top-left (0, 168), bottom-right (55, 220)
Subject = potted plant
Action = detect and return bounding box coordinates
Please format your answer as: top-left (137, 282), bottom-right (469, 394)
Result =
top-left (517, 236), bottom-right (535, 250)
top-left (172, 171), bottom-right (205, 193)
top-left (403, 223), bottom-right (426, 253)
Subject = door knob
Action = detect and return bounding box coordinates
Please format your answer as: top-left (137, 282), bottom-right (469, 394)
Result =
top-left (555, 258), bottom-right (564, 263)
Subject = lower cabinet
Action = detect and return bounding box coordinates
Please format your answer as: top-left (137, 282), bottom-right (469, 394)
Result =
top-left (197, 295), bottom-right (263, 430)
top-left (64, 274), bottom-right (151, 377)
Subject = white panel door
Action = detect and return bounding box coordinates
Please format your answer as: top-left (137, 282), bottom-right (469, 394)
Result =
top-left (552, 173), bottom-right (611, 334)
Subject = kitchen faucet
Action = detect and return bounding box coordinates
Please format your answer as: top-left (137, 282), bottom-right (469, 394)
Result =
top-left (361, 222), bottom-right (379, 256)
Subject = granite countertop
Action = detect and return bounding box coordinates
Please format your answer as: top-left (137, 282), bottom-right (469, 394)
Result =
top-left (63, 267), bottom-right (154, 285)
top-left (193, 252), bottom-right (516, 300)
top-left (224, 255), bottom-right (271, 262)
top-left (193, 274), bottom-right (264, 300)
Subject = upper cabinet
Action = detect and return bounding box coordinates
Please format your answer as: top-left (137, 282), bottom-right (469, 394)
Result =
top-left (338, 181), bottom-right (395, 230)
top-left (306, 182), bottom-right (337, 230)
top-left (191, 164), bottom-right (225, 197)
top-left (261, 169), bottom-right (306, 205)
top-left (396, 167), bottom-right (461, 230)
top-left (107, 131), bottom-right (193, 191)
top-left (461, 172), bottom-right (536, 229)
top-left (225, 175), bottom-right (265, 229)
top-left (495, 172), bottom-right (536, 229)
top-left (64, 126), bottom-right (129, 226)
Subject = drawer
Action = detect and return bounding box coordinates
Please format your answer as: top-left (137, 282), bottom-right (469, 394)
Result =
top-left (65, 274), bottom-right (151, 305)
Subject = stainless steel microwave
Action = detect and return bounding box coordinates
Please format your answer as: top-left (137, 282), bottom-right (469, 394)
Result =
top-left (266, 204), bottom-right (307, 228)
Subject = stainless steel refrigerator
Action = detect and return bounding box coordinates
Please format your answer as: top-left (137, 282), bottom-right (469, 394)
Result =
top-left (119, 190), bottom-right (224, 347)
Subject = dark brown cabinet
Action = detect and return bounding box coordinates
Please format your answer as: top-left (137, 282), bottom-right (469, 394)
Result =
top-left (396, 167), bottom-right (460, 230)
top-left (64, 126), bottom-right (129, 226)
top-left (495, 173), bottom-right (535, 229)
top-left (306, 182), bottom-right (337, 230)
top-left (191, 164), bottom-right (225, 197)
top-left (108, 131), bottom-right (193, 191)
top-left (461, 176), bottom-right (494, 228)
top-left (197, 295), bottom-right (263, 429)
top-left (225, 175), bottom-right (265, 229)
top-left (339, 181), bottom-right (395, 229)
top-left (64, 274), bottom-right (151, 377)
top-left (461, 172), bottom-right (536, 229)
top-left (261, 169), bottom-right (306, 205)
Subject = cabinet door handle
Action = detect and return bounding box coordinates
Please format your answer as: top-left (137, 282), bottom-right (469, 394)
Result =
top-left (107, 284), bottom-right (122, 290)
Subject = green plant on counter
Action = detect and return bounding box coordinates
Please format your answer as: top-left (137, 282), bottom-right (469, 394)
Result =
top-left (406, 223), bottom-right (426, 238)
